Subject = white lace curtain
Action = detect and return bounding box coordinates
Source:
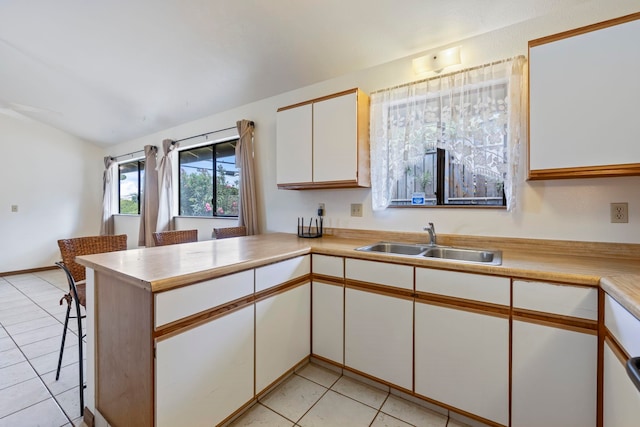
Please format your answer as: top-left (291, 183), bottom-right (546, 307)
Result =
top-left (370, 56), bottom-right (526, 211)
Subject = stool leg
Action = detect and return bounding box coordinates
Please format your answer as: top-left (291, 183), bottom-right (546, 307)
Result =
top-left (75, 301), bottom-right (85, 417)
top-left (55, 303), bottom-right (71, 381)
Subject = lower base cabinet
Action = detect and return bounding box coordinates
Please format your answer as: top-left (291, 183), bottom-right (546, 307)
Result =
top-left (312, 281), bottom-right (344, 364)
top-left (414, 302), bottom-right (509, 426)
top-left (344, 288), bottom-right (413, 390)
top-left (256, 283), bottom-right (311, 393)
top-left (512, 320), bottom-right (597, 427)
top-left (603, 341), bottom-right (640, 426)
top-left (155, 305), bottom-right (254, 427)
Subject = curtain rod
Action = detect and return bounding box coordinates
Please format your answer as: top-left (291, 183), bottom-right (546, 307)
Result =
top-left (173, 121), bottom-right (254, 144)
top-left (370, 55), bottom-right (525, 95)
top-left (112, 121), bottom-right (255, 160)
top-left (113, 149), bottom-right (145, 161)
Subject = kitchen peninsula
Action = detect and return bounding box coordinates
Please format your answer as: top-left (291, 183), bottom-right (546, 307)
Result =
top-left (77, 231), bottom-right (640, 427)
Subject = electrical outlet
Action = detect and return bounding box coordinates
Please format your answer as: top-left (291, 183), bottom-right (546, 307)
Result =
top-left (318, 203), bottom-right (325, 216)
top-left (610, 202), bottom-right (628, 223)
top-left (350, 203), bottom-right (363, 217)
top-left (10, 205), bottom-right (18, 213)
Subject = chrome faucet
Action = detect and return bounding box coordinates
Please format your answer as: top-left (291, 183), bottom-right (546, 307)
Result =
top-left (424, 222), bottom-right (437, 246)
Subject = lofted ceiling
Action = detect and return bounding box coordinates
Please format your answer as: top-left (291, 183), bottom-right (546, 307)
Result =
top-left (0, 0), bottom-right (587, 146)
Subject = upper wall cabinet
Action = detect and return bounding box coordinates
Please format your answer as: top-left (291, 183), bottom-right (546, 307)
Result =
top-left (276, 88), bottom-right (370, 189)
top-left (528, 12), bottom-right (640, 180)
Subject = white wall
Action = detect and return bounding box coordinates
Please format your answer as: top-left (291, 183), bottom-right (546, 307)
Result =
top-left (0, 114), bottom-right (104, 272)
top-left (108, 0), bottom-right (640, 244)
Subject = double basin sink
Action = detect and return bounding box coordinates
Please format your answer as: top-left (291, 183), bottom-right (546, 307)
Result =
top-left (355, 242), bottom-right (502, 265)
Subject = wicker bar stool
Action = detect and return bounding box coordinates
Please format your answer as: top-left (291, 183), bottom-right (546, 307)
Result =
top-left (152, 229), bottom-right (198, 246)
top-left (56, 234), bottom-right (127, 416)
top-left (213, 226), bottom-right (247, 239)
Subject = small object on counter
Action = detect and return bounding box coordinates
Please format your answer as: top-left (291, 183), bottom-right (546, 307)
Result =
top-left (297, 216), bottom-right (323, 238)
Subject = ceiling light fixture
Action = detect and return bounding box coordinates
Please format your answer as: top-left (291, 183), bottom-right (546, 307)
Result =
top-left (412, 46), bottom-right (462, 74)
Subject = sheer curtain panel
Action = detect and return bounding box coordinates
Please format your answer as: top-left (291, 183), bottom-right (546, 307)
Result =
top-left (99, 156), bottom-right (116, 235)
top-left (370, 56), bottom-right (526, 211)
top-left (138, 145), bottom-right (159, 246)
top-left (156, 139), bottom-right (178, 233)
top-left (236, 120), bottom-right (258, 235)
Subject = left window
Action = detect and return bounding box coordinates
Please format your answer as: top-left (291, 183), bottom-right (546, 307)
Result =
top-left (118, 160), bottom-right (145, 214)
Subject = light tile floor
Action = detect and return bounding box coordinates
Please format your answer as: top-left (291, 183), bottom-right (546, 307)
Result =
top-left (0, 270), bottom-right (86, 427)
top-left (1, 270), bottom-right (483, 427)
top-left (228, 363), bottom-right (477, 427)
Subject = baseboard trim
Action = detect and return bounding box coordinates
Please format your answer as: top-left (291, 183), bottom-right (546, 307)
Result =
top-left (0, 265), bottom-right (57, 277)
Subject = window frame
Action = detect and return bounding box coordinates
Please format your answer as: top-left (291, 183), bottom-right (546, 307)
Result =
top-left (379, 79), bottom-right (510, 209)
top-left (177, 139), bottom-right (240, 218)
top-left (117, 159), bottom-right (144, 215)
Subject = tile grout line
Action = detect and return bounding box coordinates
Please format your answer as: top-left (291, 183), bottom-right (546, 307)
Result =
top-left (0, 275), bottom-right (77, 425)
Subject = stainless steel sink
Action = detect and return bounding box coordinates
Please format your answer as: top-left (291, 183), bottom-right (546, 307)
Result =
top-left (355, 242), bottom-right (502, 265)
top-left (422, 246), bottom-right (501, 265)
top-left (355, 242), bottom-right (428, 256)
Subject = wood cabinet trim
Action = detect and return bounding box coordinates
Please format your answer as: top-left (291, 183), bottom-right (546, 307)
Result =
top-left (277, 88), bottom-right (359, 112)
top-left (528, 163), bottom-right (640, 180)
top-left (513, 309), bottom-right (598, 334)
top-left (345, 279), bottom-right (415, 301)
top-left (154, 296), bottom-right (255, 341)
top-left (311, 274), bottom-right (345, 287)
top-left (254, 276), bottom-right (310, 303)
top-left (605, 335), bottom-right (630, 365)
top-left (414, 291), bottom-right (510, 318)
top-left (528, 11), bottom-right (640, 48)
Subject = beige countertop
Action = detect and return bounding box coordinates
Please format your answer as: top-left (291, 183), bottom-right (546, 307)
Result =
top-left (77, 232), bottom-right (640, 317)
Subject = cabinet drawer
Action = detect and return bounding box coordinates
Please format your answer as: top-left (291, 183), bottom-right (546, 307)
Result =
top-left (255, 255), bottom-right (310, 292)
top-left (312, 254), bottom-right (344, 278)
top-left (416, 268), bottom-right (509, 306)
top-left (513, 280), bottom-right (597, 320)
top-left (345, 258), bottom-right (413, 290)
top-left (154, 269), bottom-right (253, 328)
top-left (605, 294), bottom-right (640, 357)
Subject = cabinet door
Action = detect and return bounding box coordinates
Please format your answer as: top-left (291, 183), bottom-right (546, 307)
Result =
top-left (313, 92), bottom-right (357, 183)
top-left (276, 103), bottom-right (312, 184)
top-left (603, 341), bottom-right (640, 427)
top-left (415, 303), bottom-right (509, 426)
top-left (512, 320), bottom-right (597, 427)
top-left (255, 283), bottom-right (311, 393)
top-left (155, 305), bottom-right (254, 427)
top-left (344, 288), bottom-right (412, 390)
top-left (312, 281), bottom-right (343, 364)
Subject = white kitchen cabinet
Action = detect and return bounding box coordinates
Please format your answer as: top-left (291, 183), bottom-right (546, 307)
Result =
top-left (155, 305), bottom-right (254, 427)
top-left (311, 255), bottom-right (344, 364)
top-left (603, 293), bottom-right (640, 426)
top-left (415, 302), bottom-right (509, 426)
top-left (512, 280), bottom-right (598, 427)
top-left (415, 268), bottom-right (509, 426)
top-left (346, 258), bottom-right (413, 291)
top-left (255, 283), bottom-right (311, 394)
top-left (276, 103), bottom-right (312, 184)
top-left (528, 13), bottom-right (640, 179)
top-left (276, 88), bottom-right (370, 189)
top-left (344, 287), bottom-right (413, 390)
top-left (603, 340), bottom-right (640, 427)
top-left (512, 321), bottom-right (597, 427)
